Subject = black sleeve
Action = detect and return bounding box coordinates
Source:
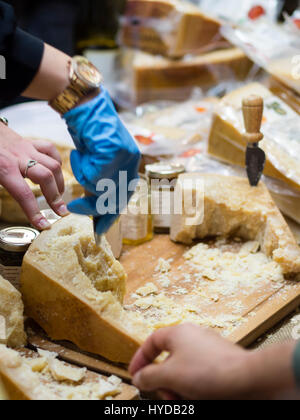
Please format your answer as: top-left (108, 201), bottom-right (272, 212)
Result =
top-left (0, 1), bottom-right (44, 101)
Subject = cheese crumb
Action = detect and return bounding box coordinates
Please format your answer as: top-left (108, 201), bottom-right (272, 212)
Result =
top-left (136, 283), bottom-right (158, 297)
top-left (48, 358), bottom-right (87, 383)
top-left (155, 258), bottom-right (171, 274)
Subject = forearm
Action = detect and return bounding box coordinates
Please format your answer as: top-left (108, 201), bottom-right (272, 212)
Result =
top-left (22, 43), bottom-right (70, 102)
top-left (244, 342), bottom-right (297, 399)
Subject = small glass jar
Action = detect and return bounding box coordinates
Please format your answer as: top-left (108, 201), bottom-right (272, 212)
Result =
top-left (146, 163), bottom-right (185, 234)
top-left (0, 227), bottom-right (40, 290)
top-left (122, 177), bottom-right (153, 246)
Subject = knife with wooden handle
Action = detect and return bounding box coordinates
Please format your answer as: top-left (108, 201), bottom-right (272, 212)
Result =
top-left (242, 95), bottom-right (266, 187)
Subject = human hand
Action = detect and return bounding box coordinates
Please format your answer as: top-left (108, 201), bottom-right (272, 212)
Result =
top-left (129, 324), bottom-right (254, 400)
top-left (64, 88), bottom-right (140, 235)
top-left (0, 124), bottom-right (68, 229)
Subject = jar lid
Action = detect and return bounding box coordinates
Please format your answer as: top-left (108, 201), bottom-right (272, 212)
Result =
top-left (0, 227), bottom-right (40, 253)
top-left (145, 163), bottom-right (185, 180)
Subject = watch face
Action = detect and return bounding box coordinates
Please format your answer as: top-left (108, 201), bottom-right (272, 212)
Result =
top-left (73, 56), bottom-right (103, 89)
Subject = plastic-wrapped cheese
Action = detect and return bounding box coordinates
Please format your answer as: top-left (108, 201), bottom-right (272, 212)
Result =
top-left (120, 0), bottom-right (227, 58)
top-left (171, 174), bottom-right (300, 276)
top-left (208, 83), bottom-right (300, 192)
top-left (20, 215), bottom-right (149, 364)
top-left (0, 276), bottom-right (26, 348)
top-left (119, 48), bottom-right (253, 106)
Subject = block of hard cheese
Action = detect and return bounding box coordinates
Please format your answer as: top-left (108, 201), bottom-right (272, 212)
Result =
top-left (171, 174), bottom-right (300, 276)
top-left (126, 48), bottom-right (253, 105)
top-left (120, 0), bottom-right (227, 58)
top-left (208, 83), bottom-right (300, 192)
top-left (0, 346), bottom-right (139, 400)
top-left (0, 276), bottom-right (26, 348)
top-left (20, 215), bottom-right (149, 364)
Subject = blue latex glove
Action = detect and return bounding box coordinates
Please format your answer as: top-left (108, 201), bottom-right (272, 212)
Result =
top-left (63, 87), bottom-right (141, 235)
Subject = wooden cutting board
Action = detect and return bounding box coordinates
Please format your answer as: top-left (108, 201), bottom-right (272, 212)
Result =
top-left (27, 233), bottom-right (300, 380)
top-left (121, 235), bottom-right (300, 347)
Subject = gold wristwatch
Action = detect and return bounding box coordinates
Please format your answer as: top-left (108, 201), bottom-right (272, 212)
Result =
top-left (49, 56), bottom-right (103, 115)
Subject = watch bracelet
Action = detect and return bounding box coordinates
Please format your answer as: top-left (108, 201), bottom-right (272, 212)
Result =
top-left (293, 340), bottom-right (300, 389)
top-left (49, 63), bottom-right (96, 115)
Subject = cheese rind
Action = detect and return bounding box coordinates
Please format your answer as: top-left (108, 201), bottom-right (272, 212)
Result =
top-left (170, 174), bottom-right (300, 276)
top-left (0, 276), bottom-right (26, 348)
top-left (20, 215), bottom-right (149, 364)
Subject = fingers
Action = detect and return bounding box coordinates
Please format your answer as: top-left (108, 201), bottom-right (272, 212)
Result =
top-left (35, 152), bottom-right (65, 195)
top-left (132, 364), bottom-right (173, 393)
top-left (21, 161), bottom-right (68, 218)
top-left (31, 139), bottom-right (62, 165)
top-left (2, 170), bottom-right (51, 230)
top-left (129, 327), bottom-right (175, 376)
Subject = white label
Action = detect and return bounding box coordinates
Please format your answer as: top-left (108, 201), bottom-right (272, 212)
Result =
top-left (0, 264), bottom-right (21, 290)
top-left (152, 189), bottom-right (175, 229)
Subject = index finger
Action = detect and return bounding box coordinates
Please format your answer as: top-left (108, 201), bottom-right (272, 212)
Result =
top-left (3, 170), bottom-right (51, 230)
top-left (129, 327), bottom-right (175, 376)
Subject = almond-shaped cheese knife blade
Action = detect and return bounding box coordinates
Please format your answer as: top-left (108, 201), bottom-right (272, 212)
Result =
top-left (242, 95), bottom-right (265, 187)
top-left (246, 143), bottom-right (266, 187)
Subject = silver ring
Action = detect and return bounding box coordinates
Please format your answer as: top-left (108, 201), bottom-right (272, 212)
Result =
top-left (24, 160), bottom-right (38, 178)
top-left (0, 117), bottom-right (8, 126)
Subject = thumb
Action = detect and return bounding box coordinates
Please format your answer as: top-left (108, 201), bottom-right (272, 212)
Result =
top-left (132, 364), bottom-right (172, 393)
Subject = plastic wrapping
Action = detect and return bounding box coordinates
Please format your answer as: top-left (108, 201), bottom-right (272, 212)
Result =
top-left (193, 0), bottom-right (283, 24)
top-left (114, 48), bottom-right (256, 108)
top-left (284, 9), bottom-right (300, 34)
top-left (119, 0), bottom-right (228, 58)
top-left (221, 19), bottom-right (300, 95)
top-left (208, 82), bottom-right (300, 195)
top-left (269, 76), bottom-right (300, 115)
top-left (121, 98), bottom-right (218, 159)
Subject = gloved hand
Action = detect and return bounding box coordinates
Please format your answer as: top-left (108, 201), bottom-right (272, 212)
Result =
top-left (63, 87), bottom-right (141, 235)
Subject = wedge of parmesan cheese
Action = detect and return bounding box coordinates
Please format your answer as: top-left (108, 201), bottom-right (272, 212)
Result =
top-left (171, 174), bottom-right (300, 276)
top-left (0, 345), bottom-right (138, 400)
top-left (20, 215), bottom-right (150, 364)
top-left (120, 0), bottom-right (226, 58)
top-left (0, 276), bottom-right (26, 348)
top-left (208, 83), bottom-right (300, 192)
top-left (126, 48), bottom-right (253, 105)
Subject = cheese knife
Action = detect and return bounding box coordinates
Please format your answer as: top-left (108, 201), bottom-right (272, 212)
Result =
top-left (85, 190), bottom-right (102, 246)
top-left (242, 95), bottom-right (266, 187)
